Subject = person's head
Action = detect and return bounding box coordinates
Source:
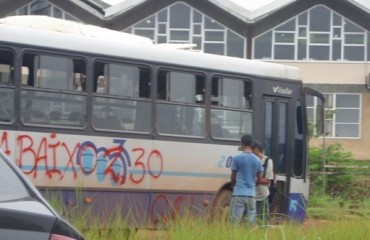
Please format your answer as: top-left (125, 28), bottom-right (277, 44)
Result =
top-left (251, 140), bottom-right (264, 156)
top-left (240, 134), bottom-right (253, 148)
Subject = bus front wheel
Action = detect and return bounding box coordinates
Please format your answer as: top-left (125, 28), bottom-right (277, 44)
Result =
top-left (211, 188), bottom-right (232, 221)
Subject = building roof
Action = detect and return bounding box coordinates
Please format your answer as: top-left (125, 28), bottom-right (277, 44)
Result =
top-left (97, 0), bottom-right (370, 22)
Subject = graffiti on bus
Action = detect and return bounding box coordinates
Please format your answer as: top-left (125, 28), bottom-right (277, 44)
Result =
top-left (0, 131), bottom-right (163, 186)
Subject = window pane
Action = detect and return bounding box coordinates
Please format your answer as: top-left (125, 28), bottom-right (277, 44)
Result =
top-left (335, 124), bottom-right (359, 137)
top-left (336, 94), bottom-right (359, 107)
top-left (157, 70), bottom-right (205, 104)
top-left (298, 39), bottom-right (307, 60)
top-left (211, 109), bottom-right (252, 139)
top-left (193, 25), bottom-right (201, 35)
top-left (227, 30), bottom-right (244, 58)
top-left (158, 9), bottom-right (167, 22)
top-left (310, 33), bottom-right (329, 44)
top-left (205, 31), bottom-right (224, 42)
top-left (274, 45), bottom-right (294, 60)
top-left (309, 46), bottom-right (329, 60)
top-left (336, 109), bottom-right (359, 122)
top-left (275, 19), bottom-right (295, 31)
top-left (332, 40), bottom-right (341, 60)
top-left (106, 64), bottom-right (139, 97)
top-left (254, 31), bottom-right (272, 59)
top-left (345, 34), bottom-right (364, 44)
top-left (34, 55), bottom-right (73, 90)
top-left (158, 24), bottom-right (166, 34)
top-left (275, 33), bottom-right (295, 43)
top-left (333, 28), bottom-right (341, 38)
top-left (299, 27), bottom-right (307, 37)
top-left (277, 103), bottom-right (287, 174)
top-left (134, 29), bottom-right (154, 40)
top-left (157, 103), bottom-right (205, 136)
top-left (264, 101), bottom-right (273, 157)
top-left (309, 6), bottom-right (330, 32)
top-left (204, 43), bottom-right (224, 55)
top-left (345, 47), bottom-right (365, 60)
top-left (298, 12), bottom-right (307, 25)
top-left (93, 97), bottom-right (150, 132)
top-left (170, 30), bottom-right (189, 41)
top-left (0, 50), bottom-right (14, 85)
top-left (204, 17), bottom-right (223, 29)
top-left (30, 0), bottom-right (51, 16)
top-left (344, 20), bottom-right (363, 32)
top-left (333, 13), bottom-right (342, 26)
top-left (21, 91), bottom-right (86, 127)
top-left (53, 6), bottom-right (62, 18)
top-left (170, 3), bottom-right (190, 28)
top-left (0, 88), bottom-right (14, 123)
top-left (193, 10), bottom-right (202, 23)
top-left (211, 77), bottom-right (252, 109)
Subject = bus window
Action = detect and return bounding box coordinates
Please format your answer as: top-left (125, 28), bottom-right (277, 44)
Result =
top-left (210, 76), bottom-right (252, 139)
top-left (22, 53), bottom-right (86, 91)
top-left (92, 61), bottom-right (151, 133)
top-left (156, 69), bottom-right (205, 136)
top-left (211, 77), bottom-right (252, 109)
top-left (0, 49), bottom-right (14, 85)
top-left (94, 62), bottom-right (151, 98)
top-left (20, 53), bottom-right (87, 127)
top-left (0, 49), bottom-right (15, 123)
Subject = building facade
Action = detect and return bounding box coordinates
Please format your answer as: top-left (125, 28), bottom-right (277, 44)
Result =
top-left (1, 0), bottom-right (369, 159)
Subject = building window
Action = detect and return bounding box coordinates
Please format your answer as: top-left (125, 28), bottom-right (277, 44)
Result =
top-left (125, 2), bottom-right (246, 58)
top-left (307, 93), bottom-right (361, 138)
top-left (254, 5), bottom-right (369, 61)
top-left (8, 0), bottom-right (79, 21)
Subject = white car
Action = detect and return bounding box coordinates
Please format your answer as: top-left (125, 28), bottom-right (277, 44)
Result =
top-left (0, 150), bottom-right (84, 240)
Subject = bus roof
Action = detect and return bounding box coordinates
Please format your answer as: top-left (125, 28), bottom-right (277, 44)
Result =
top-left (0, 16), bottom-right (301, 81)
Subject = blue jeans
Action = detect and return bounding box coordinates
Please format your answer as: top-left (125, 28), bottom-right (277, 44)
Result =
top-left (229, 196), bottom-right (256, 226)
top-left (256, 198), bottom-right (270, 225)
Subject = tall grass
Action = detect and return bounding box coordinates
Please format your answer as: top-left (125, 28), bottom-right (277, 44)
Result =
top-left (46, 192), bottom-right (370, 240)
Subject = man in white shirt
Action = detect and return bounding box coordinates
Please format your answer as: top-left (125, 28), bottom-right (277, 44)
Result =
top-left (251, 140), bottom-right (274, 225)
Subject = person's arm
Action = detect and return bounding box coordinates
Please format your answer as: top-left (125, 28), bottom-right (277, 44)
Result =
top-left (231, 170), bottom-right (236, 189)
top-left (256, 171), bottom-right (270, 185)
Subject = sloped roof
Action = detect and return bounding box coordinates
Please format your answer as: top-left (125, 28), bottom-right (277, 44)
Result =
top-left (97, 0), bottom-right (370, 22)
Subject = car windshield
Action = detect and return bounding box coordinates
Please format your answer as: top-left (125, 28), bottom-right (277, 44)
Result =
top-left (0, 154), bottom-right (30, 202)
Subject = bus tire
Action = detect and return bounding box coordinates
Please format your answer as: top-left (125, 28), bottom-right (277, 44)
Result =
top-left (211, 188), bottom-right (232, 221)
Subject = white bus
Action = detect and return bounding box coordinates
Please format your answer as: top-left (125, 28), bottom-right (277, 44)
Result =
top-left (0, 16), bottom-right (324, 226)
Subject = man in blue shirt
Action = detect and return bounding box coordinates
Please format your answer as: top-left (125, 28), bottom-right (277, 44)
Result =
top-left (229, 134), bottom-right (267, 226)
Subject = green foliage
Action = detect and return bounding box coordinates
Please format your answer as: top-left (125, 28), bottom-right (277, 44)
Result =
top-left (309, 143), bottom-right (355, 199)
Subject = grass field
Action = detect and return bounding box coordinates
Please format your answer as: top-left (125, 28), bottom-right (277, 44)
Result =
top-left (63, 202), bottom-right (370, 240)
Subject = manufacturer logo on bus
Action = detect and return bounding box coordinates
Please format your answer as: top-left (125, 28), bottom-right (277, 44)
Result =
top-left (273, 86), bottom-right (293, 95)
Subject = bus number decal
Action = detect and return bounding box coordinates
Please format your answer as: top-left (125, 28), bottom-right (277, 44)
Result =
top-left (218, 155), bottom-right (233, 168)
top-left (148, 149), bottom-right (163, 179)
top-left (130, 148), bottom-right (146, 184)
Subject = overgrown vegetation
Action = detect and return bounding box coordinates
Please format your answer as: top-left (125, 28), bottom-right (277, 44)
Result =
top-left (43, 142), bottom-right (370, 239)
top-left (309, 143), bottom-right (370, 201)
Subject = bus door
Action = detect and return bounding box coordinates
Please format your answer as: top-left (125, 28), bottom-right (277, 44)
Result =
top-left (263, 96), bottom-right (292, 220)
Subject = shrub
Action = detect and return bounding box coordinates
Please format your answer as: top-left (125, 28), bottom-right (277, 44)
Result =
top-left (309, 143), bottom-right (355, 199)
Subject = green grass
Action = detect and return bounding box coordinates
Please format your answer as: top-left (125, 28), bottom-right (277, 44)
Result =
top-left (46, 194), bottom-right (370, 240)
top-left (63, 206), bottom-right (370, 240)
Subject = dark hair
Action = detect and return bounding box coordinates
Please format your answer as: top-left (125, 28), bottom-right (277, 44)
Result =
top-left (252, 140), bottom-right (264, 152)
top-left (240, 134), bottom-right (253, 147)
